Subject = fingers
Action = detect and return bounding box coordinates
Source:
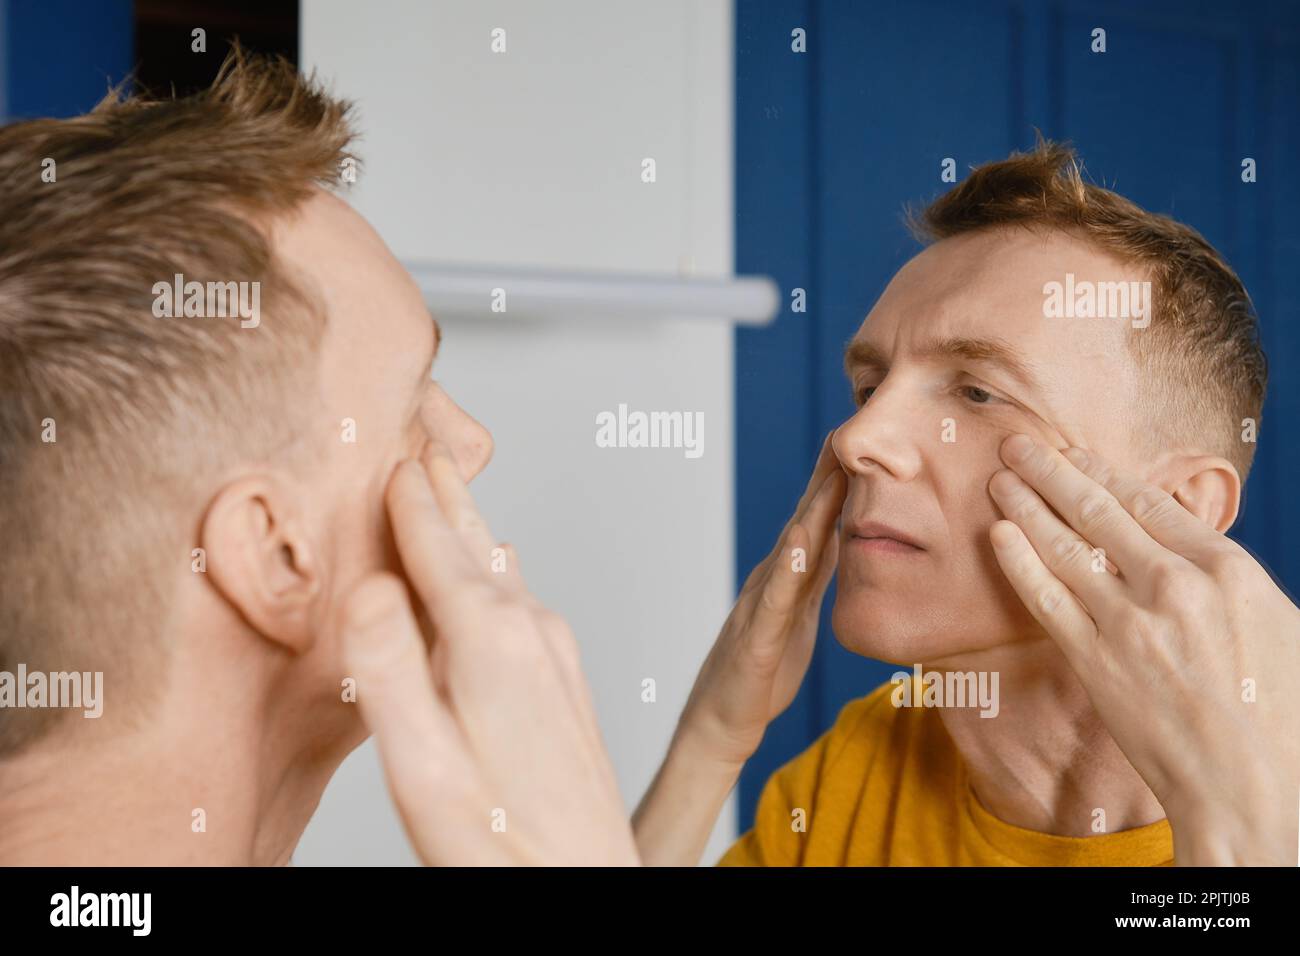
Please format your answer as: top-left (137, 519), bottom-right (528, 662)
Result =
top-left (1059, 445), bottom-right (1221, 561)
top-left (421, 440), bottom-right (500, 572)
top-left (812, 511), bottom-right (841, 595)
top-left (388, 443), bottom-right (524, 618)
top-left (997, 434), bottom-right (1163, 578)
top-left (493, 541), bottom-right (528, 597)
top-left (988, 520), bottom-right (1098, 661)
top-left (340, 573), bottom-right (466, 813)
top-left (801, 469), bottom-right (844, 598)
top-left (796, 430), bottom-right (841, 512)
top-left (755, 524), bottom-right (810, 628)
top-left (802, 468), bottom-right (845, 557)
top-left (773, 431), bottom-right (842, 552)
top-left (386, 459), bottom-right (483, 611)
top-left (746, 470), bottom-right (843, 656)
top-left (745, 434), bottom-right (845, 597)
top-left (990, 465), bottom-right (1127, 607)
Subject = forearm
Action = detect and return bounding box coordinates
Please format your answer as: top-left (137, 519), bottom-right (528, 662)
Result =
top-left (632, 725), bottom-right (745, 867)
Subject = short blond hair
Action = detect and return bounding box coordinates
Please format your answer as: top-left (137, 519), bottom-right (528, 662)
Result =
top-left (0, 46), bottom-right (358, 754)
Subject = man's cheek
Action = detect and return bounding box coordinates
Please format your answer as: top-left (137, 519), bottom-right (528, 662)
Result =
top-left (942, 453), bottom-right (1042, 632)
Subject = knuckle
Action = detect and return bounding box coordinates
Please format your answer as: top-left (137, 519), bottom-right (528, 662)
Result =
top-left (455, 510), bottom-right (488, 534)
top-left (1012, 550), bottom-right (1040, 580)
top-left (1131, 487), bottom-right (1174, 525)
top-left (1116, 608), bottom-right (1153, 644)
top-left (1033, 452), bottom-right (1061, 482)
top-left (1148, 559), bottom-right (1202, 606)
top-left (1206, 547), bottom-right (1251, 583)
top-left (456, 578), bottom-right (502, 608)
top-left (1036, 587), bottom-right (1067, 616)
top-left (344, 575), bottom-right (408, 633)
top-left (1145, 559), bottom-right (1179, 590)
top-left (1050, 532), bottom-right (1087, 566)
top-left (758, 587), bottom-right (787, 616)
top-left (1075, 492), bottom-right (1115, 535)
top-left (1011, 496), bottom-right (1039, 525)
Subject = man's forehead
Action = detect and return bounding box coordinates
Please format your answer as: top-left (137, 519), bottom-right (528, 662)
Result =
top-left (853, 230), bottom-right (1137, 369)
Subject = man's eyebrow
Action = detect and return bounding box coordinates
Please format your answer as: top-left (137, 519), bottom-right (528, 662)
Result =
top-left (843, 335), bottom-right (1042, 391)
top-left (405, 314), bottom-right (441, 418)
top-left (409, 314), bottom-right (441, 410)
top-left (419, 313), bottom-right (441, 381)
top-left (843, 339), bottom-right (888, 377)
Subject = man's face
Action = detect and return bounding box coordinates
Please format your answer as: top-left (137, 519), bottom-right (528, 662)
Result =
top-left (832, 227), bottom-right (1148, 665)
top-left (274, 189), bottom-right (492, 653)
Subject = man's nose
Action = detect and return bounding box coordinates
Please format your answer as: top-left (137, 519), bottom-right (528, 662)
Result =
top-left (831, 383), bottom-right (923, 482)
top-left (426, 386), bottom-right (494, 482)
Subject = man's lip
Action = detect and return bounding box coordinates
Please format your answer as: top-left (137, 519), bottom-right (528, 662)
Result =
top-left (844, 520), bottom-right (925, 550)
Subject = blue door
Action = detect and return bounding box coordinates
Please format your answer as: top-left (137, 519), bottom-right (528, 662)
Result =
top-left (735, 0), bottom-right (1300, 829)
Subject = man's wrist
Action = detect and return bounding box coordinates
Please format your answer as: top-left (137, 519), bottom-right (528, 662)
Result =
top-left (670, 709), bottom-right (753, 779)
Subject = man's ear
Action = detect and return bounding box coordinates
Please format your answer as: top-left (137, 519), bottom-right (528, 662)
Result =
top-left (201, 476), bottom-right (321, 653)
top-left (1159, 455), bottom-right (1241, 534)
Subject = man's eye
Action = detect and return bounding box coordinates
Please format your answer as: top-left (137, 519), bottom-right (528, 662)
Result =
top-left (960, 385), bottom-right (995, 404)
top-left (855, 385), bottom-right (877, 405)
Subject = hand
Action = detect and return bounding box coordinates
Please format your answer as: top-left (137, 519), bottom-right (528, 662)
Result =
top-left (338, 442), bottom-right (639, 866)
top-left (987, 433), bottom-right (1300, 865)
top-left (677, 432), bottom-right (846, 767)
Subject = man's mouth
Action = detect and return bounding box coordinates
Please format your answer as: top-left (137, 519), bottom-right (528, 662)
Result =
top-left (844, 520), bottom-right (926, 554)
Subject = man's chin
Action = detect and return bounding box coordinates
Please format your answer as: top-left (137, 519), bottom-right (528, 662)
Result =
top-left (829, 591), bottom-right (1017, 665)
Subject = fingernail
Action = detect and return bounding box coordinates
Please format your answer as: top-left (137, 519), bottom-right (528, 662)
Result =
top-left (989, 520), bottom-right (1020, 549)
top-left (1003, 433), bottom-right (1034, 463)
top-left (989, 469), bottom-right (1022, 496)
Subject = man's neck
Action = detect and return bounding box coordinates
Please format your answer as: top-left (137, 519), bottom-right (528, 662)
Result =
top-left (930, 638), bottom-right (1166, 837)
top-left (0, 673), bottom-right (359, 865)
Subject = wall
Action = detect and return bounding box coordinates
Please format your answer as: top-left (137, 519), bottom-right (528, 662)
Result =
top-left (295, 0), bottom-right (738, 865)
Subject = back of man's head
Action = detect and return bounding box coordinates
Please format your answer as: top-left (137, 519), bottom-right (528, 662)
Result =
top-left (0, 46), bottom-right (357, 755)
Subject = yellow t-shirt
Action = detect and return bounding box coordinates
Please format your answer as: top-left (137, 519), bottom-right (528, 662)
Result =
top-left (718, 681), bottom-right (1173, 866)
